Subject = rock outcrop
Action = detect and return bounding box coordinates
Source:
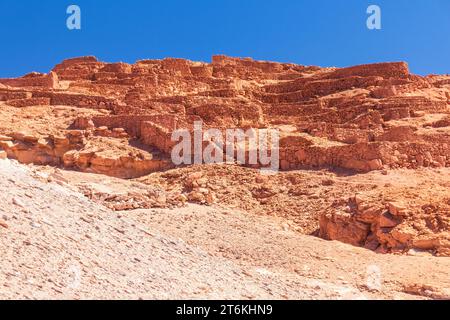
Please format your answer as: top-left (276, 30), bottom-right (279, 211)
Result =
top-left (320, 192), bottom-right (450, 256)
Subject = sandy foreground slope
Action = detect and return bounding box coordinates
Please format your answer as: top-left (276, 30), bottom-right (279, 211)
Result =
top-left (0, 158), bottom-right (449, 300)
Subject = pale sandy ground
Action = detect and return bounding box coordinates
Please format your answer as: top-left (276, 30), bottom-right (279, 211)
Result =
top-left (0, 159), bottom-right (449, 300)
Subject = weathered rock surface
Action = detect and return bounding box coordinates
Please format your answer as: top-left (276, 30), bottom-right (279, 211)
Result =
top-left (320, 190), bottom-right (450, 256)
top-left (0, 56), bottom-right (449, 257)
top-left (0, 56), bottom-right (448, 175)
top-left (1, 159), bottom-right (449, 300)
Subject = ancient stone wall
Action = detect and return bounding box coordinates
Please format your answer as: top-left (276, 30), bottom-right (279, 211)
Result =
top-left (6, 97), bottom-right (51, 108)
top-left (1, 55), bottom-right (449, 175)
top-left (52, 56), bottom-right (105, 81)
top-left (0, 72), bottom-right (59, 89)
top-left (31, 92), bottom-right (117, 110)
top-left (326, 62), bottom-right (410, 80)
top-left (0, 90), bottom-right (32, 101)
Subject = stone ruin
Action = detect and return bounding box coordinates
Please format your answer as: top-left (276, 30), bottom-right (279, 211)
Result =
top-left (0, 55), bottom-right (449, 255)
top-left (1, 55), bottom-right (448, 174)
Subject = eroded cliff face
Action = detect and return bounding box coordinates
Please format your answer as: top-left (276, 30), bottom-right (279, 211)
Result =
top-left (0, 55), bottom-right (449, 255)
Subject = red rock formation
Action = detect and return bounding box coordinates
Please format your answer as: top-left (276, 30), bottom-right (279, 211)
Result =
top-left (320, 190), bottom-right (450, 256)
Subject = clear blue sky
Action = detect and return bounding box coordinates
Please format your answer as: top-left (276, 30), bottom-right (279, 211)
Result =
top-left (0, 0), bottom-right (449, 77)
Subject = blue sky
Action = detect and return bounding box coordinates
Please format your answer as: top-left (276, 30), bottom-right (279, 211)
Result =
top-left (0, 0), bottom-right (449, 77)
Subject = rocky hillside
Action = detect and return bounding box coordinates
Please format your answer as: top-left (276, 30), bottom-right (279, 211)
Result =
top-left (0, 158), bottom-right (449, 299)
top-left (0, 56), bottom-right (449, 260)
